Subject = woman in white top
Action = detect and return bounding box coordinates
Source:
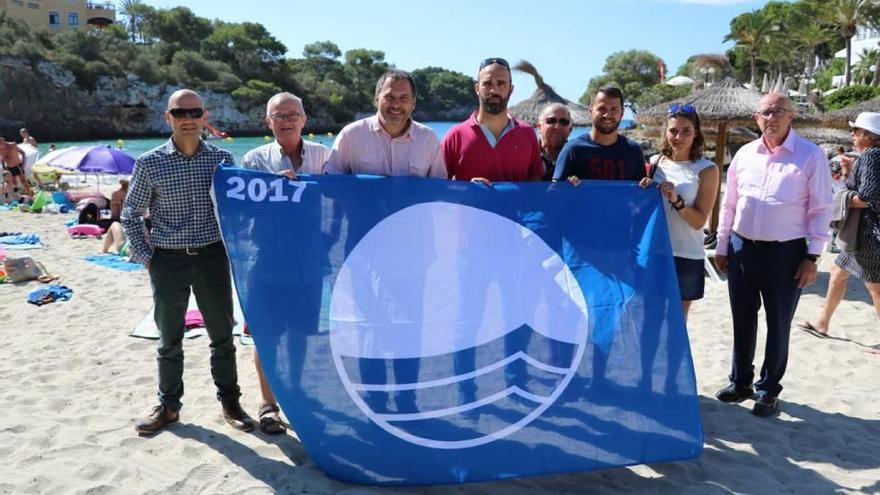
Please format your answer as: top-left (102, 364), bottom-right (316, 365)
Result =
top-left (640, 104), bottom-right (719, 322)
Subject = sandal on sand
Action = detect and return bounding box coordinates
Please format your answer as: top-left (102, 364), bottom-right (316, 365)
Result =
top-left (797, 321), bottom-right (828, 338)
top-left (259, 404), bottom-right (286, 435)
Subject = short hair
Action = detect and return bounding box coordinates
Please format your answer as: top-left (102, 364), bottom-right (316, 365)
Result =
top-left (590, 85), bottom-right (625, 107)
top-left (660, 108), bottom-right (705, 161)
top-left (539, 103), bottom-right (571, 121)
top-left (374, 70), bottom-right (417, 100)
top-left (20, 128), bottom-right (28, 134)
top-left (265, 92), bottom-right (304, 117)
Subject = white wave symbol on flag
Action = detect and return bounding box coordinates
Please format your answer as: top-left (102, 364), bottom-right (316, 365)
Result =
top-left (329, 202), bottom-right (589, 449)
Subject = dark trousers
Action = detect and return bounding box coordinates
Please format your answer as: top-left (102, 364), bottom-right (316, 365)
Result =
top-left (726, 233), bottom-right (805, 398)
top-left (148, 242), bottom-right (240, 411)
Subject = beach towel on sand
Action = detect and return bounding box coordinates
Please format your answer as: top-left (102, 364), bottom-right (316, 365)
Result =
top-left (27, 285), bottom-right (73, 306)
top-left (83, 254), bottom-right (143, 272)
top-left (0, 233), bottom-right (43, 249)
top-left (131, 289), bottom-right (250, 344)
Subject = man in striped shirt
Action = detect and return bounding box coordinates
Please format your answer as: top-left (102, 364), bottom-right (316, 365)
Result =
top-left (123, 89), bottom-right (255, 435)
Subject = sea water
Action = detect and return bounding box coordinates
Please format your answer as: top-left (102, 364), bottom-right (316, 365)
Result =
top-left (42, 121), bottom-right (627, 165)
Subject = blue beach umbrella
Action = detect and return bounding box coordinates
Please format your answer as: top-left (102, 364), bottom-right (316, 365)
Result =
top-left (37, 146), bottom-right (135, 175)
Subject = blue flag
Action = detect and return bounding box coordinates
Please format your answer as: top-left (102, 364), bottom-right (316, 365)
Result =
top-left (213, 168), bottom-right (703, 485)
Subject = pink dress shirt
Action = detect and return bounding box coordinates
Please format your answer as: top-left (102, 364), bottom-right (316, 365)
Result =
top-left (324, 116), bottom-right (446, 178)
top-left (717, 130), bottom-right (833, 256)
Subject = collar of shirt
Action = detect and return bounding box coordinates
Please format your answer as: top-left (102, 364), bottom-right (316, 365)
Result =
top-left (271, 139), bottom-right (304, 158)
top-left (162, 138), bottom-right (208, 159)
top-left (469, 112), bottom-right (516, 148)
top-left (367, 115), bottom-right (414, 140)
top-left (758, 127), bottom-right (797, 155)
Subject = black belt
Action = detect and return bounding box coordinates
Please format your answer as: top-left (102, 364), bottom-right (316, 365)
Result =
top-left (155, 241), bottom-right (222, 256)
top-left (733, 232), bottom-right (803, 246)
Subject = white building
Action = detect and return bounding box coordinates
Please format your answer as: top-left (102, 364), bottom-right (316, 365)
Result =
top-left (832, 26), bottom-right (880, 88)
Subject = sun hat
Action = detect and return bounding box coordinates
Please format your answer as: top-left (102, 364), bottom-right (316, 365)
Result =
top-left (848, 112), bottom-right (880, 136)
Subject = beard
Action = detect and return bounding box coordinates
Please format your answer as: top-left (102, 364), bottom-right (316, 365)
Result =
top-left (480, 94), bottom-right (510, 115)
top-left (593, 118), bottom-right (621, 135)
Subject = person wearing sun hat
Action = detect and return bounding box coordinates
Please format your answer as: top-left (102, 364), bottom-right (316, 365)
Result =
top-left (798, 112), bottom-right (880, 342)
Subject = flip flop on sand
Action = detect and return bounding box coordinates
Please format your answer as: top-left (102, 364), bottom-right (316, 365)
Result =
top-left (258, 404), bottom-right (286, 435)
top-left (866, 347), bottom-right (880, 355)
top-left (797, 321), bottom-right (829, 338)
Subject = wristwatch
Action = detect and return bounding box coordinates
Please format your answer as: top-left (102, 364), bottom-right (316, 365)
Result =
top-left (804, 254), bottom-right (819, 263)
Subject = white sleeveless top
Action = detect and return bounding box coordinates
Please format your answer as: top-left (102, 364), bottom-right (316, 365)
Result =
top-left (652, 156), bottom-right (715, 260)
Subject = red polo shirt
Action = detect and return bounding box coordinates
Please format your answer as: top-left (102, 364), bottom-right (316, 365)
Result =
top-left (441, 113), bottom-right (543, 182)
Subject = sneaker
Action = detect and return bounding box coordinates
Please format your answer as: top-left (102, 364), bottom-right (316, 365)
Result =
top-left (715, 382), bottom-right (755, 403)
top-left (221, 400), bottom-right (255, 432)
top-left (135, 403), bottom-right (179, 436)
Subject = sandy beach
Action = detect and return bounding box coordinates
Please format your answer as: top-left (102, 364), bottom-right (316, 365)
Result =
top-left (0, 208), bottom-right (878, 495)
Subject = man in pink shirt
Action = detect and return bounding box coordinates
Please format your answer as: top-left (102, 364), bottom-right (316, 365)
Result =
top-left (713, 92), bottom-right (833, 417)
top-left (324, 70), bottom-right (446, 178)
top-left (441, 57), bottom-right (543, 184)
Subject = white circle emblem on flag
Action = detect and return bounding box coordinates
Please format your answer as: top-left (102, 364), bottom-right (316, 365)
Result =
top-left (329, 202), bottom-right (589, 449)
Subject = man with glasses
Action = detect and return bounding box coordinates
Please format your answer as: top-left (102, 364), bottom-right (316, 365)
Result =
top-left (442, 57), bottom-right (542, 184)
top-left (536, 103), bottom-right (573, 181)
top-left (238, 92), bottom-right (329, 435)
top-left (553, 85), bottom-right (645, 182)
top-left (325, 69), bottom-right (445, 177)
top-left (713, 92), bottom-right (832, 417)
top-left (123, 89), bottom-right (255, 435)
top-left (243, 92), bottom-right (329, 176)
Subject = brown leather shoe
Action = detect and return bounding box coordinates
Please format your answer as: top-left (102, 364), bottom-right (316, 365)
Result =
top-left (221, 400), bottom-right (255, 432)
top-left (135, 404), bottom-right (179, 436)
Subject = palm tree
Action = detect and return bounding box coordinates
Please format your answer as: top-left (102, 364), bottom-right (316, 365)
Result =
top-left (724, 10), bottom-right (778, 88)
top-left (789, 24), bottom-right (832, 78)
top-left (119, 0), bottom-right (150, 44)
top-left (826, 0), bottom-right (876, 86)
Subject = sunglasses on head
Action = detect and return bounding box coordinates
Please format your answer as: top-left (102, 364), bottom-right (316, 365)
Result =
top-left (543, 117), bottom-right (571, 126)
top-left (668, 104), bottom-right (696, 114)
top-left (479, 57), bottom-right (510, 71)
top-left (169, 107), bottom-right (205, 119)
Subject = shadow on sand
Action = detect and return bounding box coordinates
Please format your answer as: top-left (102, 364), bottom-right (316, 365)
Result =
top-left (170, 393), bottom-right (878, 494)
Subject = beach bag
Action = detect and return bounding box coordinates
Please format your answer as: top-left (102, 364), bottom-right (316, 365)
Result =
top-left (30, 191), bottom-right (51, 213)
top-left (3, 256), bottom-right (54, 283)
top-left (78, 203), bottom-right (99, 225)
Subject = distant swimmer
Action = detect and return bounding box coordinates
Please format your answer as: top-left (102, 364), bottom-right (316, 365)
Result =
top-left (442, 57), bottom-right (542, 184)
top-left (19, 128), bottom-right (37, 147)
top-left (554, 85), bottom-right (646, 183)
top-left (0, 135), bottom-right (33, 196)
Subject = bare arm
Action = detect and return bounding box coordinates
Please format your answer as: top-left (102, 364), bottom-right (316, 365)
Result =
top-left (676, 165), bottom-right (719, 230)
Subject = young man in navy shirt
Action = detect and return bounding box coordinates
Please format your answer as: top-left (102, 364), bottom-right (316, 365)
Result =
top-left (553, 85), bottom-right (646, 182)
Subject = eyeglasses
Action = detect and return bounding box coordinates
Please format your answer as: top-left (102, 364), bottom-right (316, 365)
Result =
top-left (543, 117), bottom-right (571, 126)
top-left (668, 104), bottom-right (695, 114)
top-left (168, 107), bottom-right (205, 119)
top-left (270, 112), bottom-right (304, 122)
top-left (755, 108), bottom-right (791, 119)
top-left (479, 57), bottom-right (510, 70)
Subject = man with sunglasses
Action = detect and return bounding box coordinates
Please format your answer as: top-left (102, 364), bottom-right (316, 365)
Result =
top-left (537, 103), bottom-right (573, 181)
top-left (713, 92), bottom-right (832, 417)
top-left (442, 57), bottom-right (542, 184)
top-left (123, 89), bottom-right (256, 436)
top-left (553, 86), bottom-right (645, 183)
top-left (325, 69), bottom-right (445, 177)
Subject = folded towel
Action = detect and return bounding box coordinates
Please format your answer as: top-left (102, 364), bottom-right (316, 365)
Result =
top-left (82, 254), bottom-right (143, 272)
top-left (27, 285), bottom-right (73, 306)
top-left (831, 189), bottom-right (860, 252)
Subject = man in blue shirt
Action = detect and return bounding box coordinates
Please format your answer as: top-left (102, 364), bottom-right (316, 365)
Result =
top-left (553, 86), bottom-right (646, 182)
top-left (123, 89), bottom-right (255, 435)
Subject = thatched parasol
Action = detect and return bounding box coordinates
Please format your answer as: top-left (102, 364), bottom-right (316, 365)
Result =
top-left (761, 73), bottom-right (770, 93)
top-left (508, 60), bottom-right (591, 126)
top-left (638, 77), bottom-right (763, 232)
top-left (821, 96), bottom-right (880, 129)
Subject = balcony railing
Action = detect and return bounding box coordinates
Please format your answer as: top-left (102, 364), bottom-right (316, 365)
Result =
top-left (86, 2), bottom-right (115, 10)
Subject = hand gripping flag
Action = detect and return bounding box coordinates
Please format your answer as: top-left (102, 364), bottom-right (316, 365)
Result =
top-left (213, 168), bottom-right (703, 485)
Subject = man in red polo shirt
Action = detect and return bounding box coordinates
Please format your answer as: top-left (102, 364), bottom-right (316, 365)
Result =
top-left (442, 57), bottom-right (543, 184)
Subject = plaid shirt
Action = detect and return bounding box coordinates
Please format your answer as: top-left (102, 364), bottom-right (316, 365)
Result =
top-left (121, 139), bottom-right (234, 264)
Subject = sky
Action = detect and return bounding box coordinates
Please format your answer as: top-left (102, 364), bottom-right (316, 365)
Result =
top-left (140, 0), bottom-right (771, 105)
